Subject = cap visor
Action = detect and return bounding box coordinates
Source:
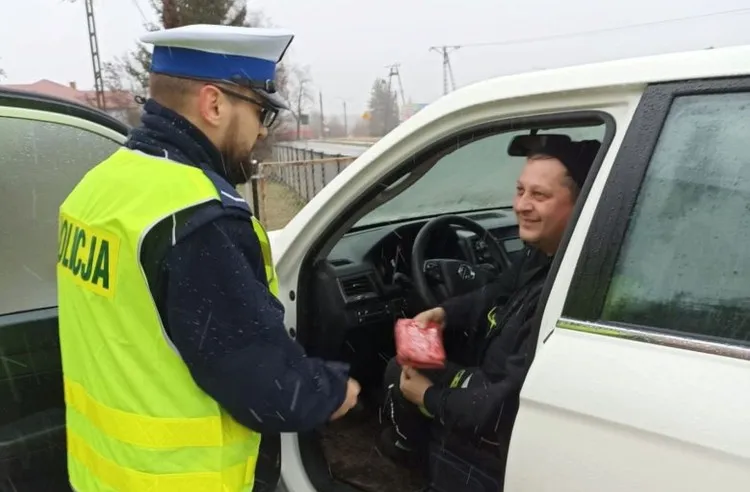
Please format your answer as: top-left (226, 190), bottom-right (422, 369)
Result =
top-left (255, 89), bottom-right (289, 110)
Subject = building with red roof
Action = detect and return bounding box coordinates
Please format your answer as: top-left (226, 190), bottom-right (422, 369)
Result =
top-left (2, 79), bottom-right (140, 125)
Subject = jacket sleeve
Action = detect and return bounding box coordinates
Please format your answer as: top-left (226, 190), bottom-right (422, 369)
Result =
top-left (421, 323), bottom-right (531, 434)
top-left (440, 259), bottom-right (520, 334)
top-left (162, 215), bottom-right (348, 434)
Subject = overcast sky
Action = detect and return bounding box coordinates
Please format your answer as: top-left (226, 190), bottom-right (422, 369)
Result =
top-left (2, 0), bottom-right (749, 117)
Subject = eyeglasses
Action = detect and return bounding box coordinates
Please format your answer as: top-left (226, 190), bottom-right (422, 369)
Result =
top-left (215, 85), bottom-right (279, 128)
top-left (173, 75), bottom-right (281, 128)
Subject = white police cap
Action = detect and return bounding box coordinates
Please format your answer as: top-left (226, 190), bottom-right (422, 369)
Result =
top-left (140, 24), bottom-right (294, 110)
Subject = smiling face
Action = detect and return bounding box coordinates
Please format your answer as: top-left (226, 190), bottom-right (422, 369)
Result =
top-left (513, 155), bottom-right (578, 255)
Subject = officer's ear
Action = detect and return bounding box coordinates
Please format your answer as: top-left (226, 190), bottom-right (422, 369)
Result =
top-left (197, 84), bottom-right (228, 128)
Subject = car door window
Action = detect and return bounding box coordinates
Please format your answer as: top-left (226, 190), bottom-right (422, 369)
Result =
top-left (355, 124), bottom-right (606, 227)
top-left (0, 116), bottom-right (120, 315)
top-left (601, 92), bottom-right (750, 343)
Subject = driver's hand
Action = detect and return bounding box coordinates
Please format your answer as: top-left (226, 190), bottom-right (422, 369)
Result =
top-left (414, 307), bottom-right (446, 331)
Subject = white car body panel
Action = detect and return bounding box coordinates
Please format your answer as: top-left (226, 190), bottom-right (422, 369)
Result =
top-left (506, 328), bottom-right (750, 491)
top-left (266, 228), bottom-right (288, 254)
top-left (279, 433), bottom-right (317, 492)
top-left (276, 45), bottom-right (750, 491)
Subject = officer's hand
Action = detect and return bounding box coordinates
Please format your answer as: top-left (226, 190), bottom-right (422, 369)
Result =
top-left (414, 307), bottom-right (446, 331)
top-left (330, 378), bottom-right (361, 421)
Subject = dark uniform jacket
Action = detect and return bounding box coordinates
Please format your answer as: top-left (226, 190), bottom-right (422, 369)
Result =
top-left (423, 247), bottom-right (551, 448)
top-left (126, 99), bottom-right (348, 433)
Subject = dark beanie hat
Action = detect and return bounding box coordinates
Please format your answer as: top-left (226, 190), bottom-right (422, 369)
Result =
top-left (509, 135), bottom-right (600, 189)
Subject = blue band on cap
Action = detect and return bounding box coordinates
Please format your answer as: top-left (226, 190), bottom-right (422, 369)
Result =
top-left (150, 46), bottom-right (276, 83)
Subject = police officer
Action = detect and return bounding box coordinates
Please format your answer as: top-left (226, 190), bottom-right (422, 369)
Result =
top-left (56, 24), bottom-right (359, 491)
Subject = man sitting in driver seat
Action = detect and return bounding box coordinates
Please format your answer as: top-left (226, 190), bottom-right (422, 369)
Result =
top-left (379, 135), bottom-right (600, 492)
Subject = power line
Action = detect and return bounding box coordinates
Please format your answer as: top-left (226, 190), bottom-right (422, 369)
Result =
top-left (130, 0), bottom-right (148, 23)
top-left (429, 7), bottom-right (750, 95)
top-left (455, 7), bottom-right (750, 50)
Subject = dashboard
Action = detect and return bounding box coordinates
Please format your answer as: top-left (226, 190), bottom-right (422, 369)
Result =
top-left (301, 209), bottom-right (529, 387)
top-left (303, 209), bottom-right (527, 377)
top-left (370, 221), bottom-right (465, 285)
top-left (309, 210), bottom-right (522, 330)
top-left (331, 211), bottom-right (523, 287)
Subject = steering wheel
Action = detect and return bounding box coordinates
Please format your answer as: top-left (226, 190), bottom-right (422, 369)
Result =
top-left (411, 215), bottom-right (513, 307)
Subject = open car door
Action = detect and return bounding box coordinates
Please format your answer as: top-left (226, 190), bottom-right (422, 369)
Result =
top-left (506, 78), bottom-right (750, 491)
top-left (0, 89), bottom-right (128, 491)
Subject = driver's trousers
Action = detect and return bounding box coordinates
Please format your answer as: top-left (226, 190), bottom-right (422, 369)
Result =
top-left (382, 358), bottom-right (507, 492)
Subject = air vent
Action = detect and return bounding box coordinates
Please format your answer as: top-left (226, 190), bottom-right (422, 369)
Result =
top-left (467, 211), bottom-right (502, 221)
top-left (330, 259), bottom-right (352, 267)
top-left (339, 274), bottom-right (376, 302)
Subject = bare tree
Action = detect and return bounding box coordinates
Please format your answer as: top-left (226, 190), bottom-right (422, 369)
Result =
top-left (282, 66), bottom-right (314, 140)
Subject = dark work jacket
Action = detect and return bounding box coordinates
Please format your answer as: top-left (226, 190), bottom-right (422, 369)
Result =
top-left (126, 99), bottom-right (348, 434)
top-left (422, 247), bottom-right (551, 446)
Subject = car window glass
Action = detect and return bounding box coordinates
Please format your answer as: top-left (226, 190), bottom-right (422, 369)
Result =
top-left (602, 92), bottom-right (750, 344)
top-left (355, 124), bottom-right (606, 227)
top-left (0, 116), bottom-right (120, 315)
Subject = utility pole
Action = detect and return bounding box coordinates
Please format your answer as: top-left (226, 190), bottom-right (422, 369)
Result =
top-left (319, 91), bottom-right (325, 139)
top-left (429, 45), bottom-right (460, 95)
top-left (342, 100), bottom-right (348, 137)
top-left (70, 0), bottom-right (106, 110)
top-left (296, 83), bottom-right (304, 140)
top-left (385, 63), bottom-right (406, 107)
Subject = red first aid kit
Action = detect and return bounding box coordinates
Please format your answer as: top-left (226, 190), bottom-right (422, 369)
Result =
top-left (394, 318), bottom-right (446, 369)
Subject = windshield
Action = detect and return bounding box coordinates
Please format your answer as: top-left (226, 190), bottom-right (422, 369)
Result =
top-left (354, 124), bottom-right (606, 227)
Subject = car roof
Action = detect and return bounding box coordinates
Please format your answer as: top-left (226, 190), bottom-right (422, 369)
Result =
top-left (0, 87), bottom-right (130, 136)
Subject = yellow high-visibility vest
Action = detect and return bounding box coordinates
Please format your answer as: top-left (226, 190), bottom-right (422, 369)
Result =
top-left (57, 147), bottom-right (278, 491)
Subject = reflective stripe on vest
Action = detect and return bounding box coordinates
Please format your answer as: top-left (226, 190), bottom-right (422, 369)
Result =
top-left (57, 147), bottom-right (273, 491)
top-left (251, 216), bottom-right (279, 295)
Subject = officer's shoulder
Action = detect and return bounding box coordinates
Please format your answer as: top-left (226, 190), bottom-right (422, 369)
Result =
top-left (172, 200), bottom-right (256, 245)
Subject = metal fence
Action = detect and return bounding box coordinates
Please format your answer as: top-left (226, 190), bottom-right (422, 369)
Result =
top-left (265, 156), bottom-right (354, 201)
top-left (240, 149), bottom-right (356, 231)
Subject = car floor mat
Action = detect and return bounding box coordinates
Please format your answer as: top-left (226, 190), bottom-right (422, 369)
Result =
top-left (320, 409), bottom-right (426, 492)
